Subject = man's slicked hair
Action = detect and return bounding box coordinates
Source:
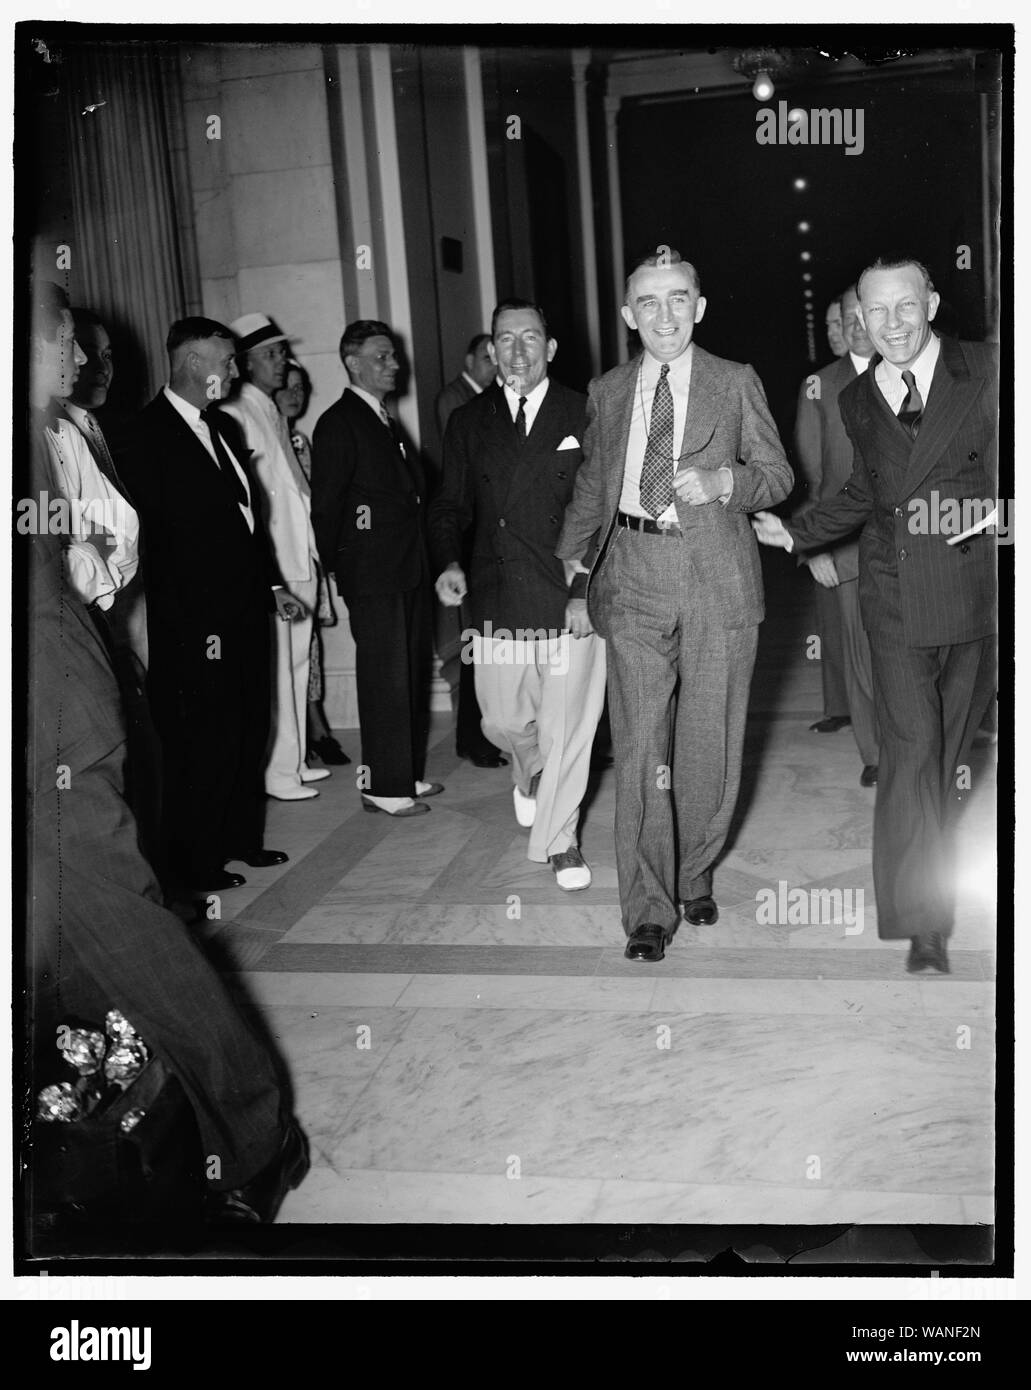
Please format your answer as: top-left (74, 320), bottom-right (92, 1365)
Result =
top-left (624, 248), bottom-right (701, 304)
top-left (857, 255), bottom-right (936, 299)
top-left (491, 298), bottom-right (549, 340)
top-left (33, 279), bottom-right (70, 342)
top-left (466, 331), bottom-right (491, 357)
top-left (340, 319), bottom-right (393, 364)
top-left (166, 317), bottom-right (234, 356)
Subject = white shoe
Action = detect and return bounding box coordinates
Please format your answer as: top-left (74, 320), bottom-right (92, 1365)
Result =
top-left (301, 767), bottom-right (331, 783)
top-left (361, 794), bottom-right (428, 817)
top-left (549, 847), bottom-right (592, 891)
top-left (267, 784), bottom-right (319, 801)
top-left (513, 774), bottom-right (540, 828)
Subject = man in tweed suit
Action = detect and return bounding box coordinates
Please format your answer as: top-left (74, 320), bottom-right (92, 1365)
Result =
top-left (754, 256), bottom-right (998, 974)
top-left (556, 251), bottom-right (793, 960)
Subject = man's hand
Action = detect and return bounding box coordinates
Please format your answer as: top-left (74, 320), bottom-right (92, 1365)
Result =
top-left (273, 589), bottom-right (305, 621)
top-left (435, 563), bottom-right (467, 607)
top-left (561, 557), bottom-right (590, 586)
top-left (673, 466), bottom-right (727, 506)
top-left (565, 598), bottom-right (594, 638)
top-left (805, 553), bottom-right (840, 588)
top-left (752, 511), bottom-right (793, 549)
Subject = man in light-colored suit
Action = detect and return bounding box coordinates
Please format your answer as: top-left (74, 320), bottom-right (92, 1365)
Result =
top-left (224, 313), bottom-right (328, 802)
top-left (793, 284), bottom-right (880, 783)
top-left (754, 256), bottom-right (998, 975)
top-left (557, 250), bottom-right (793, 961)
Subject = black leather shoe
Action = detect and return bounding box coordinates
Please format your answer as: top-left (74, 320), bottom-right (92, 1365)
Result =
top-left (810, 715), bottom-right (852, 733)
top-left (457, 747), bottom-right (509, 768)
top-left (624, 923), bottom-right (670, 963)
top-left (226, 849), bottom-right (289, 868)
top-left (190, 868), bottom-right (246, 892)
top-left (906, 933), bottom-right (951, 974)
top-left (683, 895), bottom-right (718, 926)
top-left (860, 765), bottom-right (878, 787)
top-left (309, 736), bottom-right (350, 765)
top-left (206, 1121), bottom-right (311, 1224)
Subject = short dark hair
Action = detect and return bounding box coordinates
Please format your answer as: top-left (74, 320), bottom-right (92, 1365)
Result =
top-left (33, 280), bottom-right (70, 342)
top-left (166, 317), bottom-right (234, 355)
top-left (857, 255), bottom-right (936, 299)
top-left (491, 298), bottom-right (549, 340)
top-left (466, 332), bottom-right (491, 357)
top-left (71, 306), bottom-right (105, 333)
top-left (340, 319), bottom-right (393, 364)
top-left (283, 359), bottom-right (312, 394)
top-left (624, 248), bottom-right (701, 303)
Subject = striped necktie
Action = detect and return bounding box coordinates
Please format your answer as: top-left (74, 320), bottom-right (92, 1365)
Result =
top-left (639, 364), bottom-right (675, 517)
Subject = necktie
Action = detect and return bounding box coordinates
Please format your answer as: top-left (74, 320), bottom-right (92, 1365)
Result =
top-left (897, 369), bottom-right (924, 438)
top-left (639, 364), bottom-right (675, 517)
top-left (203, 408), bottom-right (248, 507)
top-left (514, 396), bottom-right (527, 441)
top-left (380, 404), bottom-right (406, 458)
top-left (81, 410), bottom-right (125, 491)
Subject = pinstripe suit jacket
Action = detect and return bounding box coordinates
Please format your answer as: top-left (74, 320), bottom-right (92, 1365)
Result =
top-left (787, 336), bottom-right (998, 647)
top-left (556, 346), bottom-right (794, 631)
top-left (793, 354), bottom-right (864, 582)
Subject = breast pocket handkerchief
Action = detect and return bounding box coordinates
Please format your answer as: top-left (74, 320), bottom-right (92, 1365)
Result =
top-left (557, 436), bottom-right (581, 450)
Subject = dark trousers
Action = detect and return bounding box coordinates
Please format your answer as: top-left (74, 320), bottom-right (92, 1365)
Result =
top-left (600, 530), bottom-right (757, 933)
top-left (348, 585), bottom-right (433, 796)
top-left (868, 631), bottom-right (995, 940)
top-left (147, 609), bottom-right (271, 882)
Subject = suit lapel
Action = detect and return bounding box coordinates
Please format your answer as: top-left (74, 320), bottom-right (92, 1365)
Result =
top-left (503, 383), bottom-right (574, 509)
top-left (604, 361), bottom-right (640, 512)
top-left (902, 337), bottom-right (985, 496)
top-left (676, 347), bottom-right (726, 461)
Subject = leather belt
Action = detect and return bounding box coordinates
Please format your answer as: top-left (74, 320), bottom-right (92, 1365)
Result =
top-left (617, 510), bottom-right (682, 537)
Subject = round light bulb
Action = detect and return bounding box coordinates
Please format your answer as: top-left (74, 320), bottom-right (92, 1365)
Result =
top-left (788, 109), bottom-right (806, 126)
top-left (793, 176), bottom-right (807, 190)
top-left (797, 221), bottom-right (811, 234)
top-left (752, 71), bottom-right (775, 102)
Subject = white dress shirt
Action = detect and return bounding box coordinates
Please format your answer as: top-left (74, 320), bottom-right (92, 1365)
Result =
top-left (873, 332), bottom-right (940, 413)
top-left (619, 346), bottom-right (695, 522)
top-left (162, 385), bottom-right (255, 532)
top-left (44, 415), bottom-right (140, 610)
top-left (502, 375), bottom-right (550, 433)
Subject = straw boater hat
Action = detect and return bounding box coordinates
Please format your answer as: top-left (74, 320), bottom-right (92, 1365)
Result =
top-left (229, 312), bottom-right (292, 354)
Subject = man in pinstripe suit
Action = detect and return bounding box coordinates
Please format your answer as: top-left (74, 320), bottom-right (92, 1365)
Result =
top-left (754, 256), bottom-right (998, 974)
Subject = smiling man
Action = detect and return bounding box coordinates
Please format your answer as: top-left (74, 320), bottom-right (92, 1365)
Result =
top-left (430, 299), bottom-right (605, 890)
top-left (557, 249), bottom-right (793, 961)
top-left (753, 255), bottom-right (999, 974)
top-left (311, 320), bottom-right (441, 817)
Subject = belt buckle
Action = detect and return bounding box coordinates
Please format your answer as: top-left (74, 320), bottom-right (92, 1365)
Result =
top-left (655, 516), bottom-right (677, 533)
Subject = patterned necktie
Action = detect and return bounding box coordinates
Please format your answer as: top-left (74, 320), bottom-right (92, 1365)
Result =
top-left (202, 408), bottom-right (248, 507)
top-left (380, 404), bottom-right (406, 458)
top-left (639, 364), bottom-right (675, 517)
top-left (81, 410), bottom-right (124, 491)
top-left (515, 396), bottom-right (527, 441)
top-left (897, 369), bottom-right (924, 438)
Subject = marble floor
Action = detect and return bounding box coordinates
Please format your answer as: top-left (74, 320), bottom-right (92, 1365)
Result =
top-left (204, 559), bottom-right (997, 1227)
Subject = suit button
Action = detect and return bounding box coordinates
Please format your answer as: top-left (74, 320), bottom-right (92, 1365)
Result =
top-left (557, 471), bottom-right (567, 480)
top-left (969, 451), bottom-right (978, 461)
top-left (960, 543), bottom-right (971, 554)
top-left (894, 506), bottom-right (903, 518)
top-left (549, 515), bottom-right (558, 525)
top-left (870, 471), bottom-right (879, 478)
top-left (899, 548), bottom-right (908, 560)
top-left (498, 518), bottom-right (506, 527)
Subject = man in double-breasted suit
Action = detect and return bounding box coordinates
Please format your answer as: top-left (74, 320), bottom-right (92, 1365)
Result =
top-left (557, 251), bottom-right (793, 960)
top-left (311, 320), bottom-right (440, 817)
top-left (118, 318), bottom-right (297, 894)
top-left (755, 256), bottom-right (998, 974)
top-left (793, 283), bottom-right (880, 781)
top-left (431, 299), bottom-right (606, 889)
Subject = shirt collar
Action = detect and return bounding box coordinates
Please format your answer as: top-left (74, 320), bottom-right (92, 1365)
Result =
top-left (348, 384), bottom-right (388, 418)
top-left (164, 383), bottom-right (205, 426)
top-left (461, 371), bottom-right (483, 395)
top-left (241, 380), bottom-right (278, 415)
top-left (848, 351), bottom-right (873, 376)
top-left (502, 376), bottom-right (550, 411)
top-left (641, 342), bottom-right (694, 385)
top-left (878, 332), bottom-right (940, 388)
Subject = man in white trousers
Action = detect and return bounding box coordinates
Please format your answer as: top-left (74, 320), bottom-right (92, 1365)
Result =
top-left (224, 313), bottom-right (327, 801)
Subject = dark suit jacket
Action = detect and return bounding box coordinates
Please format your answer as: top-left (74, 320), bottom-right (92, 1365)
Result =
top-left (116, 392), bottom-right (280, 642)
top-left (787, 336), bottom-right (998, 647)
top-left (435, 374), bottom-right (477, 442)
top-left (793, 354), bottom-right (865, 582)
top-left (310, 389), bottom-right (427, 600)
top-left (556, 346), bottom-right (793, 632)
top-left (429, 379), bottom-right (592, 633)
